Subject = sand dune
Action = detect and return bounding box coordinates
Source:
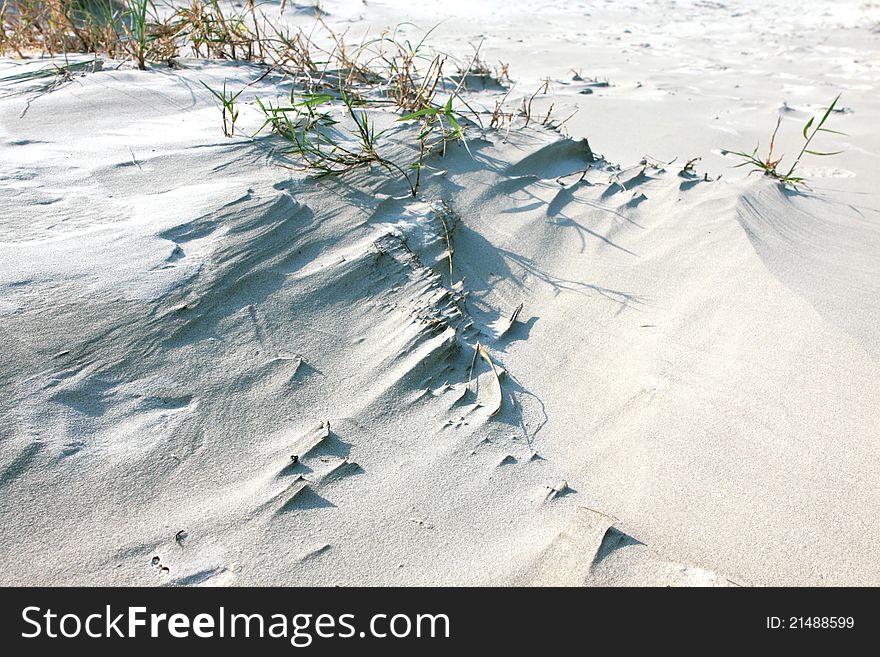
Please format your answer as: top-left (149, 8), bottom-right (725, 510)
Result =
top-left (2, 0), bottom-right (880, 586)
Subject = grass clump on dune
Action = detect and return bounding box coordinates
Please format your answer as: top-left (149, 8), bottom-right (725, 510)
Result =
top-left (0, 0), bottom-right (176, 67)
top-left (726, 94), bottom-right (844, 189)
top-left (257, 86), bottom-right (422, 195)
top-left (1, 2), bottom-right (494, 197)
top-left (239, 26), bottom-right (487, 197)
top-left (1, 1), bottom-right (552, 198)
top-left (201, 78), bottom-right (243, 137)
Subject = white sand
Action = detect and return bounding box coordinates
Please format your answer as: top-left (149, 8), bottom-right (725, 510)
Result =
top-left (1, 0), bottom-right (879, 586)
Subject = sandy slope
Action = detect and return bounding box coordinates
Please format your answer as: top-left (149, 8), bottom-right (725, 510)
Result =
top-left (1, 0), bottom-right (879, 586)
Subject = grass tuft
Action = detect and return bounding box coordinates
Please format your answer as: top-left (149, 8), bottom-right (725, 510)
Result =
top-left (201, 79), bottom-right (243, 137)
top-left (726, 94), bottom-right (844, 189)
top-left (1, 4), bottom-right (565, 198)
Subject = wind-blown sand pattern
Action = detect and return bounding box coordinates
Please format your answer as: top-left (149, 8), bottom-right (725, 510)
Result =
top-left (2, 0), bottom-right (880, 586)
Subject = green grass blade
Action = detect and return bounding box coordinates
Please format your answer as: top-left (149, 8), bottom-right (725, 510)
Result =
top-left (816, 93), bottom-right (841, 129)
top-left (398, 107), bottom-right (442, 121)
top-left (802, 116), bottom-right (814, 139)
